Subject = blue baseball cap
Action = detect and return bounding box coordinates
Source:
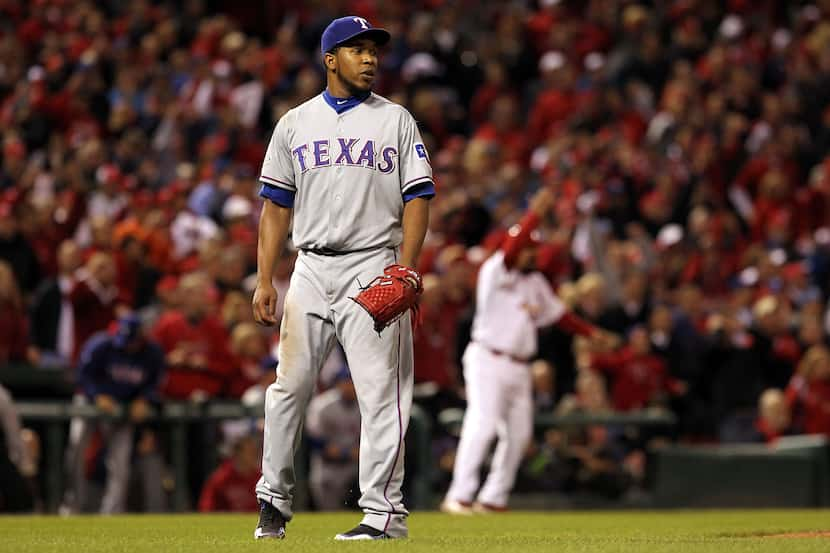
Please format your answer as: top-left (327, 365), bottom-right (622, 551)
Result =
top-left (113, 314), bottom-right (142, 348)
top-left (320, 16), bottom-right (391, 55)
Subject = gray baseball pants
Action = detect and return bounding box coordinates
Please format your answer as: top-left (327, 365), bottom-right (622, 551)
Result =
top-left (256, 247), bottom-right (413, 537)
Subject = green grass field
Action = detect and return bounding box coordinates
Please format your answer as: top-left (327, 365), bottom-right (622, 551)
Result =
top-left (1, 510), bottom-right (828, 553)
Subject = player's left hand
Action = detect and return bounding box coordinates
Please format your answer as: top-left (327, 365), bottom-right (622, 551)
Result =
top-left (351, 264), bottom-right (423, 332)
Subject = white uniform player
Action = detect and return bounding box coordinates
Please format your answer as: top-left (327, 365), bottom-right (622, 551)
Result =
top-left (252, 16), bottom-right (433, 541)
top-left (442, 189), bottom-right (603, 513)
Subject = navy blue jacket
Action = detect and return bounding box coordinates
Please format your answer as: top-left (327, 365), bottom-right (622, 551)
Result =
top-left (77, 332), bottom-right (165, 402)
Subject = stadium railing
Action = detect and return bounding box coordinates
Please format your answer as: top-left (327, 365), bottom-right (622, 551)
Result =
top-left (6, 364), bottom-right (680, 512)
top-left (13, 399), bottom-right (435, 513)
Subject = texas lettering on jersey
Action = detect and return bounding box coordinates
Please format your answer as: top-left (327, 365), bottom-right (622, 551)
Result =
top-left (292, 138), bottom-right (398, 174)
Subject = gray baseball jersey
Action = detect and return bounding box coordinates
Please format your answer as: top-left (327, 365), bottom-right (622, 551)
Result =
top-left (255, 90), bottom-right (432, 538)
top-left (258, 92), bottom-right (433, 251)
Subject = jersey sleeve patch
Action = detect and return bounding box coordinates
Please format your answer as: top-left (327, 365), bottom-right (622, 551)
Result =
top-left (259, 182), bottom-right (296, 208)
top-left (414, 142), bottom-right (429, 161)
top-left (402, 180), bottom-right (435, 202)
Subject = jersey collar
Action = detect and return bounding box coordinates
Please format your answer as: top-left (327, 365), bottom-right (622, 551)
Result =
top-left (322, 89), bottom-right (370, 114)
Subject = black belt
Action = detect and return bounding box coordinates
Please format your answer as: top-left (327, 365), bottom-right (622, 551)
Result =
top-left (300, 245), bottom-right (393, 257)
top-left (473, 341), bottom-right (531, 364)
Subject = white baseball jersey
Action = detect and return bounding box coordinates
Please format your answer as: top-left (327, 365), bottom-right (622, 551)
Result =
top-left (259, 92), bottom-right (433, 251)
top-left (471, 251), bottom-right (567, 360)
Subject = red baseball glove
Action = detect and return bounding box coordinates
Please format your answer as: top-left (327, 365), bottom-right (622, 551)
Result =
top-left (351, 264), bottom-right (423, 332)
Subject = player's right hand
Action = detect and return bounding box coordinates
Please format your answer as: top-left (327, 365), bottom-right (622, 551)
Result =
top-left (129, 398), bottom-right (152, 423)
top-left (253, 281), bottom-right (279, 326)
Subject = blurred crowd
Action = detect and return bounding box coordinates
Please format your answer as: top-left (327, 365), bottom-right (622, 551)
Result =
top-left (2, 0), bottom-right (830, 511)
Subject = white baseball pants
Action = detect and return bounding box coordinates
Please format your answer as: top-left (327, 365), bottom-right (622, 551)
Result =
top-left (445, 342), bottom-right (533, 508)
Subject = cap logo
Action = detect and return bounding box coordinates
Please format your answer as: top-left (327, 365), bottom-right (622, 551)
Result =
top-left (353, 17), bottom-right (369, 30)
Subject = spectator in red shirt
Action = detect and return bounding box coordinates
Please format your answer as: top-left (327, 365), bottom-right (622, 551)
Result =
top-left (226, 322), bottom-right (275, 399)
top-left (528, 51), bottom-right (576, 145)
top-left (474, 95), bottom-right (529, 164)
top-left (753, 388), bottom-right (794, 444)
top-left (786, 345), bottom-right (830, 437)
top-left (69, 252), bottom-right (119, 363)
top-left (414, 275), bottom-right (459, 392)
top-left (198, 434), bottom-right (261, 512)
top-left (151, 272), bottom-right (234, 400)
top-left (469, 61), bottom-right (509, 127)
top-left (583, 326), bottom-right (686, 411)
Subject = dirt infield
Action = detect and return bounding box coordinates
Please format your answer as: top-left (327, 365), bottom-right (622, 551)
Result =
top-left (764, 531), bottom-right (830, 538)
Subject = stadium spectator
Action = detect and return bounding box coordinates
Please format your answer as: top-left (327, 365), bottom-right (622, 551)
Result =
top-left (786, 344), bottom-right (830, 438)
top-left (28, 240), bottom-right (82, 369)
top-left (413, 274), bottom-right (462, 415)
top-left (69, 252), bottom-right (119, 363)
top-left (198, 433), bottom-right (261, 513)
top-left (752, 388), bottom-right (795, 444)
top-left (151, 272), bottom-right (233, 400)
top-left (62, 314), bottom-right (164, 514)
top-left (305, 370), bottom-right (360, 511)
top-left (0, 200), bottom-right (40, 295)
top-left (582, 325), bottom-right (686, 412)
top-left (226, 322), bottom-right (274, 399)
top-left (114, 235), bottom-right (162, 310)
top-left (532, 360), bottom-right (556, 413)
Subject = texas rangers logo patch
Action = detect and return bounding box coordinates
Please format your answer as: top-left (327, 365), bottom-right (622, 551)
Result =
top-left (414, 143), bottom-right (428, 160)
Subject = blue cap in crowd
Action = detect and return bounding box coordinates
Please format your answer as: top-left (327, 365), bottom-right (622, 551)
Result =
top-left (320, 16), bottom-right (391, 54)
top-left (113, 314), bottom-right (142, 348)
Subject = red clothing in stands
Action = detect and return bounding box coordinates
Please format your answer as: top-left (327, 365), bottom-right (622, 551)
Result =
top-left (70, 279), bottom-right (116, 362)
top-left (151, 311), bottom-right (234, 398)
top-left (226, 354), bottom-right (269, 399)
top-left (0, 301), bottom-right (28, 363)
top-left (528, 89), bottom-right (576, 144)
top-left (788, 376), bottom-right (830, 437)
top-left (474, 123), bottom-right (530, 164)
top-left (414, 301), bottom-right (457, 390)
top-left (198, 459), bottom-right (261, 512)
top-left (591, 348), bottom-right (681, 411)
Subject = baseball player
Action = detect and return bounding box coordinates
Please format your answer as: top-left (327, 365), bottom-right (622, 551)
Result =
top-left (252, 16), bottom-right (433, 540)
top-left (61, 314), bottom-right (164, 514)
top-left (441, 188), bottom-right (612, 514)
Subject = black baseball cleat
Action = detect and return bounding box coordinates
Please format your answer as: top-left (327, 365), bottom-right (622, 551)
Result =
top-left (254, 501), bottom-right (286, 540)
top-left (334, 524), bottom-right (391, 541)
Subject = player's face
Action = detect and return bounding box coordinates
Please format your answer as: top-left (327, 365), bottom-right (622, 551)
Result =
top-left (332, 39), bottom-right (379, 94)
top-left (516, 245), bottom-right (537, 273)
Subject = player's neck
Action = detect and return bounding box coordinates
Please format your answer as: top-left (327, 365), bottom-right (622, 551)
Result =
top-left (326, 82), bottom-right (350, 98)
top-left (326, 78), bottom-right (368, 100)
